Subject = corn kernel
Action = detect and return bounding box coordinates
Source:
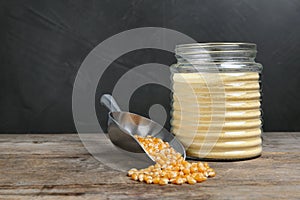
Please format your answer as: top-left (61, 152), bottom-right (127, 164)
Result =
top-left (194, 173), bottom-right (207, 182)
top-left (128, 135), bottom-right (215, 185)
top-left (183, 168), bottom-right (190, 175)
top-left (152, 177), bottom-right (160, 184)
top-left (131, 173), bottom-right (138, 181)
top-left (144, 175), bottom-right (153, 184)
top-left (187, 176), bottom-right (197, 185)
top-left (159, 178), bottom-right (169, 185)
top-left (208, 170), bottom-right (216, 177)
top-left (167, 171), bottom-right (178, 179)
top-left (146, 179), bottom-right (153, 184)
top-left (190, 166), bottom-right (198, 173)
top-left (138, 174), bottom-right (144, 182)
top-left (175, 177), bottom-right (184, 185)
top-left (128, 168), bottom-right (137, 176)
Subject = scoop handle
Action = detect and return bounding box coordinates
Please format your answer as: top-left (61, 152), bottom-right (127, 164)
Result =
top-left (100, 94), bottom-right (122, 112)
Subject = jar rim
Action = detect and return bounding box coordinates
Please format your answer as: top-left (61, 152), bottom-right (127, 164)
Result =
top-left (173, 42), bottom-right (261, 72)
top-left (176, 43), bottom-right (257, 54)
top-left (176, 42), bottom-right (256, 49)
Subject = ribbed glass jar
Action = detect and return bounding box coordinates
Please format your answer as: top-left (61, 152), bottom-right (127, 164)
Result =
top-left (170, 43), bottom-right (263, 160)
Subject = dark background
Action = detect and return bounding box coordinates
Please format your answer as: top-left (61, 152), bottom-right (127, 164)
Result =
top-left (1, 0), bottom-right (300, 133)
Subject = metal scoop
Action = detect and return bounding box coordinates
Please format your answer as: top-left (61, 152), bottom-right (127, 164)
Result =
top-left (100, 94), bottom-right (186, 167)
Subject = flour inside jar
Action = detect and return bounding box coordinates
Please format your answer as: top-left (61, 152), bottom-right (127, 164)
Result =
top-left (171, 71), bottom-right (262, 160)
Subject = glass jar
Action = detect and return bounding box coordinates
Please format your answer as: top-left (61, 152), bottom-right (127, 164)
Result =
top-left (170, 43), bottom-right (263, 160)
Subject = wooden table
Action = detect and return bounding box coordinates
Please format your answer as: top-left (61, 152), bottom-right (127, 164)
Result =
top-left (0, 132), bottom-right (299, 199)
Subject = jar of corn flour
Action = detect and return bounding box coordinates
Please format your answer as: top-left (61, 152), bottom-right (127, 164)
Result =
top-left (170, 43), bottom-right (262, 160)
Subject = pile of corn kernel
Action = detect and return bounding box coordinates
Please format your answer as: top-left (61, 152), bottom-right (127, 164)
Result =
top-left (127, 135), bottom-right (215, 185)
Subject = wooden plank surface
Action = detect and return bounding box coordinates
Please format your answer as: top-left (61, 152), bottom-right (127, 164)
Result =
top-left (0, 132), bottom-right (299, 200)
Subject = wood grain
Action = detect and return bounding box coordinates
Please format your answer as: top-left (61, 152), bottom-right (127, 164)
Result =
top-left (0, 132), bottom-right (299, 200)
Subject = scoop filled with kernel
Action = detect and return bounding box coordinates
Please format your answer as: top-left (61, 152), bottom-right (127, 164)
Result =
top-left (101, 94), bottom-right (186, 170)
top-left (128, 135), bottom-right (216, 185)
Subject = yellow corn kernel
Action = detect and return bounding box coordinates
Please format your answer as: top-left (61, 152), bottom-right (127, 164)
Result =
top-left (127, 168), bottom-right (138, 176)
top-left (175, 177), bottom-right (184, 185)
top-left (183, 168), bottom-right (190, 175)
top-left (152, 177), bottom-right (160, 184)
top-left (160, 170), bottom-right (167, 177)
top-left (197, 162), bottom-right (204, 168)
top-left (187, 176), bottom-right (197, 185)
top-left (154, 163), bottom-right (161, 169)
top-left (138, 174), bottom-right (144, 182)
top-left (158, 143), bottom-right (165, 149)
top-left (183, 162), bottom-right (191, 169)
top-left (146, 179), bottom-right (153, 184)
top-left (159, 178), bottom-right (169, 185)
top-left (172, 166), bottom-right (180, 172)
top-left (208, 170), bottom-right (216, 177)
top-left (170, 178), bottom-right (176, 184)
top-left (181, 160), bottom-right (188, 165)
top-left (182, 174), bottom-right (189, 179)
top-left (203, 171), bottom-right (209, 177)
top-left (194, 173), bottom-right (207, 182)
top-left (167, 171), bottom-right (178, 179)
top-left (144, 175), bottom-right (153, 184)
top-left (175, 153), bottom-right (182, 160)
top-left (132, 135), bottom-right (215, 185)
top-left (190, 166), bottom-right (198, 173)
top-left (148, 165), bottom-right (154, 170)
top-left (191, 162), bottom-right (197, 167)
top-left (156, 158), bottom-right (165, 166)
top-left (131, 173), bottom-right (138, 181)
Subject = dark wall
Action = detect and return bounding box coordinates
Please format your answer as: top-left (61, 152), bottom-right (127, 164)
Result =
top-left (1, 0), bottom-right (299, 133)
